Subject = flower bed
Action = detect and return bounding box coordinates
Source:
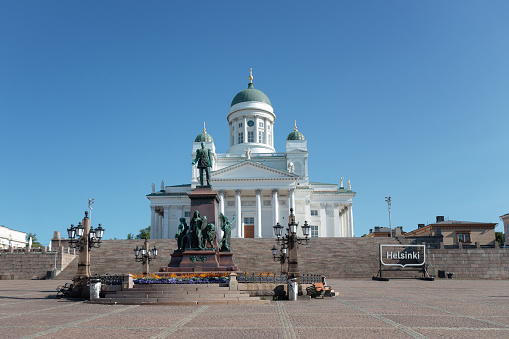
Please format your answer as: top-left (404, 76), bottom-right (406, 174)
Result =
top-left (132, 273), bottom-right (229, 284)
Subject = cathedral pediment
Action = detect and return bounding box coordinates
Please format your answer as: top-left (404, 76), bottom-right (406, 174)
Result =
top-left (212, 161), bottom-right (297, 180)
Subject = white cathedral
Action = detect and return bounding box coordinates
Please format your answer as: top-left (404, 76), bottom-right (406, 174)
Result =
top-left (148, 71), bottom-right (355, 240)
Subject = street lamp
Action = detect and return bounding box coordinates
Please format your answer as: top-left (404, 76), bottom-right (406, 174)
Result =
top-left (66, 211), bottom-right (105, 297)
top-left (385, 196), bottom-right (392, 237)
top-left (272, 208), bottom-right (311, 282)
top-left (134, 238), bottom-right (158, 276)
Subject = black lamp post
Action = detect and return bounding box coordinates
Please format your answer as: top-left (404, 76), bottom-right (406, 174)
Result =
top-left (271, 244), bottom-right (288, 274)
top-left (134, 238), bottom-right (158, 275)
top-left (272, 208), bottom-right (311, 283)
top-left (66, 211), bottom-right (105, 297)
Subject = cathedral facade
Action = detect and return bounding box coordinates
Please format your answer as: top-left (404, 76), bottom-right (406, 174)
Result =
top-left (147, 72), bottom-right (355, 240)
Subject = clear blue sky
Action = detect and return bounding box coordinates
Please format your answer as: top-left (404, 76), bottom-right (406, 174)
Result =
top-left (1, 1), bottom-right (508, 245)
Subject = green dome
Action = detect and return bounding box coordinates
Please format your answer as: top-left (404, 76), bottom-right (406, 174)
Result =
top-left (195, 130), bottom-right (214, 143)
top-left (231, 83), bottom-right (272, 107)
top-left (287, 130), bottom-right (305, 141)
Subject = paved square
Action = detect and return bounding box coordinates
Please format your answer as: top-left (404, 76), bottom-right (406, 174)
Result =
top-left (0, 279), bottom-right (508, 338)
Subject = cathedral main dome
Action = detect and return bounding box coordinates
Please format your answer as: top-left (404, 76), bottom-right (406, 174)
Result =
top-left (230, 82), bottom-right (272, 107)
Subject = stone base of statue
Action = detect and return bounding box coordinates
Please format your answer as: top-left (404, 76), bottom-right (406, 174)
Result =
top-left (159, 186), bottom-right (238, 273)
top-left (160, 249), bottom-right (237, 273)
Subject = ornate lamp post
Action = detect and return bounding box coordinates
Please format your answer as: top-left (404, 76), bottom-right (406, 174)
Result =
top-left (272, 208), bottom-right (311, 283)
top-left (66, 211), bottom-right (105, 297)
top-left (134, 238), bottom-right (158, 275)
top-left (271, 244), bottom-right (288, 274)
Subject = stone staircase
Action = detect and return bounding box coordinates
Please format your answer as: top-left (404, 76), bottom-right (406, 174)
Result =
top-left (56, 237), bottom-right (405, 279)
top-left (92, 284), bottom-right (270, 305)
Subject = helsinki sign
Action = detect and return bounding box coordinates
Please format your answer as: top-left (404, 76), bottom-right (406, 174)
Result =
top-left (380, 244), bottom-right (426, 268)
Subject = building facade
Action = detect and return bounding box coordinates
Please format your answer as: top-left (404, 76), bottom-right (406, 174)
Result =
top-left (0, 225), bottom-right (26, 249)
top-left (404, 216), bottom-right (497, 247)
top-left (147, 72), bottom-right (355, 240)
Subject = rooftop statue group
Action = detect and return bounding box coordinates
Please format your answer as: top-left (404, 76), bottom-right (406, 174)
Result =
top-left (175, 211), bottom-right (234, 252)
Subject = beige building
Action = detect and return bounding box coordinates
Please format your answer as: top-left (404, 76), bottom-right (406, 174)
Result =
top-left (405, 216), bottom-right (497, 247)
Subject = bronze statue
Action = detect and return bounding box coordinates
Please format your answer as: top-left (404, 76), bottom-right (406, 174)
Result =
top-left (175, 217), bottom-right (189, 251)
top-left (219, 213), bottom-right (235, 252)
top-left (202, 222), bottom-right (216, 249)
top-left (189, 210), bottom-right (207, 250)
top-left (192, 142), bottom-right (212, 187)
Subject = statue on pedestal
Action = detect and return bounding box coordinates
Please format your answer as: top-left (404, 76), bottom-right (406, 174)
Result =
top-left (202, 222), bottom-right (216, 249)
top-left (175, 218), bottom-right (189, 251)
top-left (192, 142), bottom-right (212, 187)
top-left (219, 213), bottom-right (235, 252)
top-left (189, 210), bottom-right (207, 249)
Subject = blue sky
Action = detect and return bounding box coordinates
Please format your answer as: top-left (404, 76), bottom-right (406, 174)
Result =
top-left (1, 1), bottom-right (508, 244)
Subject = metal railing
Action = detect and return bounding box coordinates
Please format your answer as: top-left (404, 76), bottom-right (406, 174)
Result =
top-left (300, 274), bottom-right (323, 284)
top-left (237, 272), bottom-right (288, 284)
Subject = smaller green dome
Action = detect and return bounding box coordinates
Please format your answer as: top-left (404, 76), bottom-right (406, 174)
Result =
top-left (287, 130), bottom-right (305, 140)
top-left (287, 121), bottom-right (305, 140)
top-left (195, 130), bottom-right (214, 143)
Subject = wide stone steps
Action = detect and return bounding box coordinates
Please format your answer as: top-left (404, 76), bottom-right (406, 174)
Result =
top-left (94, 284), bottom-right (269, 305)
top-left (57, 237), bottom-right (406, 279)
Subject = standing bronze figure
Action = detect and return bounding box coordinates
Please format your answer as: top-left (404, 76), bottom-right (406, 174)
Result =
top-left (192, 142), bottom-right (212, 187)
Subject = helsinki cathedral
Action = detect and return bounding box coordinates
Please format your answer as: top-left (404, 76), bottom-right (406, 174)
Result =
top-left (147, 70), bottom-right (355, 240)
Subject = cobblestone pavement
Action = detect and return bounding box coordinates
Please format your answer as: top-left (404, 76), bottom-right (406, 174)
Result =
top-left (1, 279), bottom-right (508, 338)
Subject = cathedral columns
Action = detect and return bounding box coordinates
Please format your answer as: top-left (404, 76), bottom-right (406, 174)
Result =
top-left (272, 189), bottom-right (279, 228)
top-left (150, 206), bottom-right (156, 239)
top-left (255, 189), bottom-right (262, 238)
top-left (236, 189), bottom-right (242, 238)
top-left (320, 203), bottom-right (327, 237)
top-left (163, 206), bottom-right (170, 239)
top-left (243, 117), bottom-right (247, 143)
top-left (333, 203), bottom-right (340, 237)
top-left (289, 188), bottom-right (295, 211)
top-left (263, 118), bottom-right (268, 144)
top-left (305, 200), bottom-right (311, 223)
top-left (347, 203), bottom-right (354, 237)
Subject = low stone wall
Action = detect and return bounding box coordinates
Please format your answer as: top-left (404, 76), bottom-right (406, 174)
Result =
top-left (428, 248), bottom-right (509, 279)
top-left (0, 251), bottom-right (77, 280)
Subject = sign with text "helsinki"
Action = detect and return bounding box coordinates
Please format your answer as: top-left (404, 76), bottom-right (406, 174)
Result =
top-left (380, 244), bottom-right (426, 268)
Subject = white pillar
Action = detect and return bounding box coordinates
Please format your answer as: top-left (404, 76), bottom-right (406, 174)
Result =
top-left (236, 189), bottom-right (242, 238)
top-left (272, 189), bottom-right (279, 227)
top-left (243, 117), bottom-right (247, 143)
top-left (348, 203), bottom-right (354, 237)
top-left (218, 190), bottom-right (225, 241)
top-left (263, 118), bottom-right (268, 144)
top-left (320, 203), bottom-right (327, 237)
top-left (155, 212), bottom-right (162, 239)
top-left (255, 117), bottom-right (259, 144)
top-left (340, 207), bottom-right (346, 237)
top-left (289, 188), bottom-right (295, 212)
top-left (163, 206), bottom-right (170, 239)
top-left (305, 200), bottom-right (311, 223)
top-left (255, 189), bottom-right (262, 238)
top-left (150, 206), bottom-right (156, 239)
top-left (333, 203), bottom-right (340, 237)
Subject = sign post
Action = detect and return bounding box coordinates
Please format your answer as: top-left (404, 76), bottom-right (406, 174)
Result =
top-left (372, 244), bottom-right (434, 281)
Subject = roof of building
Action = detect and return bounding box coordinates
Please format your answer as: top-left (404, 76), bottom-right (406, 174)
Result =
top-left (231, 82), bottom-right (272, 107)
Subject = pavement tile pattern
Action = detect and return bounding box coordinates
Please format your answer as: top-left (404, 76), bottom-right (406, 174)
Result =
top-left (0, 279), bottom-right (508, 338)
